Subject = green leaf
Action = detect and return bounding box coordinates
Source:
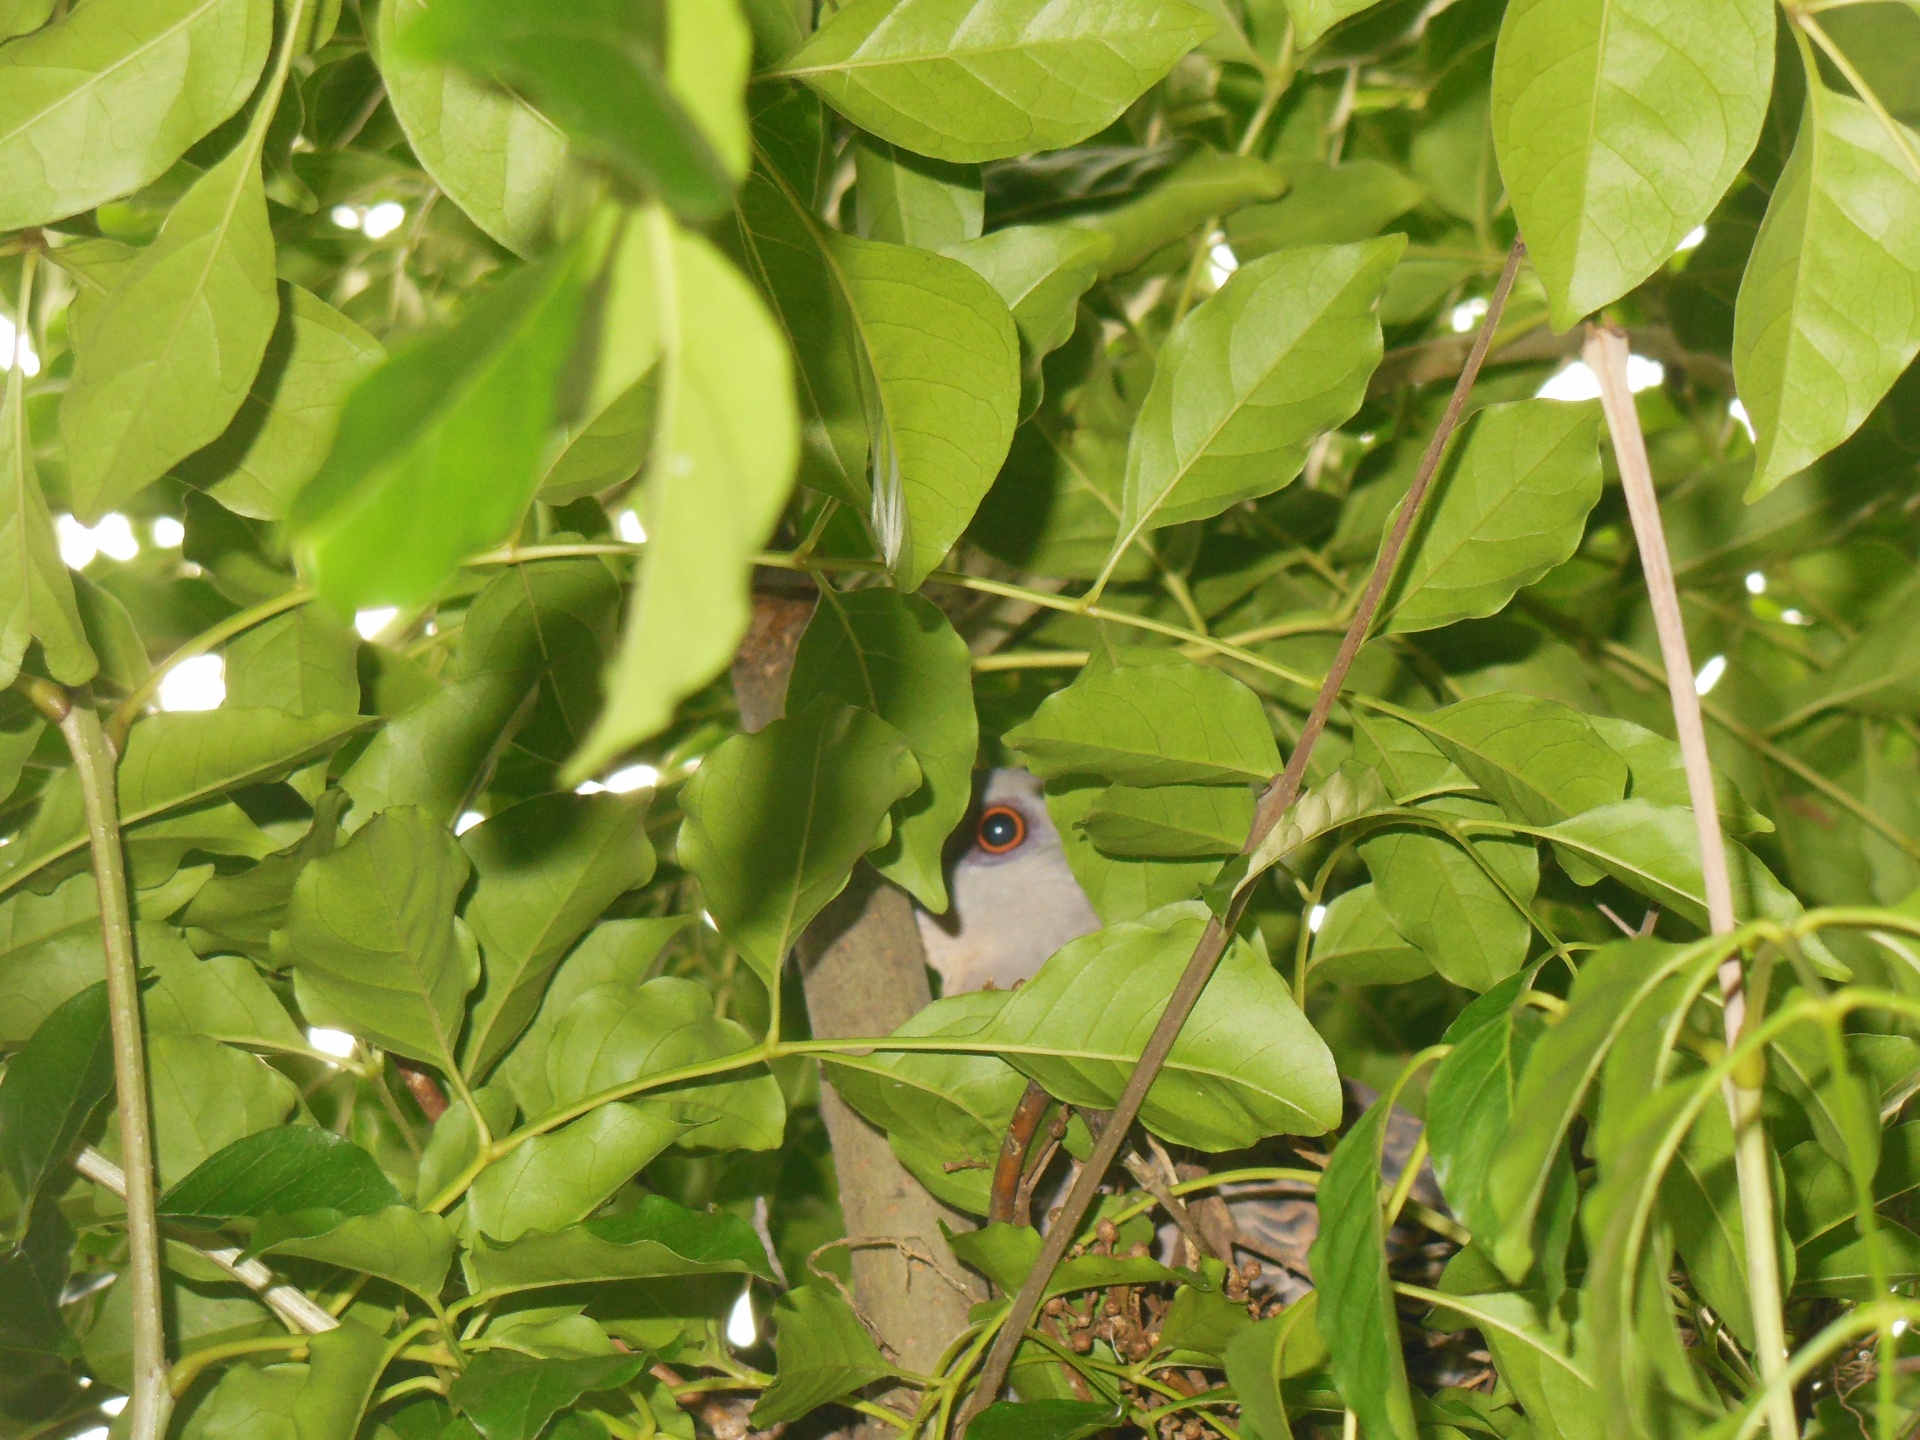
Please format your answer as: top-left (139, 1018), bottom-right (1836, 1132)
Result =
top-left (256, 1205), bottom-right (454, 1301)
top-left (282, 807), bottom-right (480, 1074)
top-left (1483, 938), bottom-right (1696, 1279)
top-left (855, 135), bottom-right (982, 249)
top-left (468, 1193), bottom-right (774, 1296)
top-left (942, 224), bottom-right (1112, 413)
top-left (0, 982), bottom-right (111, 1245)
top-left (337, 679), bottom-right (535, 826)
top-left (1380, 400), bottom-right (1603, 634)
top-left (0, 709), bottom-right (370, 899)
top-left (776, 0), bottom-right (1216, 163)
top-left (1732, 80), bottom-right (1920, 497)
top-left (459, 792), bottom-right (656, 1079)
top-left (177, 284), bottom-right (385, 522)
top-left (0, 1199), bottom-right (75, 1359)
top-left (1222, 1295), bottom-right (1329, 1440)
top-left (157, 1125), bottom-right (401, 1226)
top-left (61, 140), bottom-right (279, 520)
top-left (568, 210), bottom-right (800, 774)
top-left (679, 699), bottom-right (920, 984)
top-left (1589, 716), bottom-right (1770, 836)
top-left (535, 975), bottom-right (781, 1149)
top-left (981, 902), bottom-right (1341, 1149)
top-left (0, 345), bottom-right (94, 689)
top-left (222, 607), bottom-right (360, 717)
top-left (139, 1034), bottom-right (300, 1188)
top-left (1542, 801), bottom-right (1837, 964)
top-left (1045, 777), bottom-right (1222, 924)
top-left (1226, 159), bottom-right (1424, 259)
top-left (1110, 238), bottom-right (1400, 564)
top-left (179, 792), bottom-right (348, 959)
top-left (1283, 0), bottom-right (1390, 46)
top-left (1308, 1092), bottom-right (1418, 1440)
top-left (375, 0), bottom-right (575, 256)
top-left (967, 1401), bottom-right (1124, 1440)
top-left (833, 231), bottom-right (1020, 590)
top-left (0, 0), bottom-right (273, 231)
top-left (823, 990), bottom-right (1027, 1215)
top-left (789, 587), bottom-right (977, 910)
top-left (1425, 974), bottom-right (1538, 1242)
top-left (1075, 148), bottom-right (1285, 278)
top-left (498, 916), bottom-right (694, 1114)
top-left (1006, 656), bottom-right (1281, 786)
top-left (468, 1103), bottom-right (687, 1244)
top-left (1358, 801), bottom-right (1538, 992)
top-left (450, 1352), bottom-right (647, 1440)
top-left (288, 239), bottom-right (590, 613)
top-left (752, 1284), bottom-right (895, 1427)
top-left (398, 0), bottom-right (749, 221)
top-left (1421, 693), bottom-right (1628, 825)
top-left (1491, 0), bottom-right (1774, 328)
top-left (142, 939), bottom-right (309, 1054)
top-left (1082, 783), bottom-right (1253, 858)
top-left (1307, 883), bottom-right (1432, 988)
top-left (1662, 1076), bottom-right (1756, 1345)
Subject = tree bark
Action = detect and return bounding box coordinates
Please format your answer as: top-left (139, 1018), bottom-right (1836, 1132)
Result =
top-left (732, 580), bottom-right (980, 1378)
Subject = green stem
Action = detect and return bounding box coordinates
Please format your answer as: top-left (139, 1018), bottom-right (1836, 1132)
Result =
top-left (167, 1334), bottom-right (310, 1398)
top-left (31, 686), bottom-right (172, 1440)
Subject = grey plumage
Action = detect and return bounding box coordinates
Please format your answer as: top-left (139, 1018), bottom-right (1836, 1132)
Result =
top-left (914, 768), bottom-right (1102, 997)
top-left (915, 767), bottom-right (1441, 1287)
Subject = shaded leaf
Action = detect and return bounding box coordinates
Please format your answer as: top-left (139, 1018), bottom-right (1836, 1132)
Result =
top-left (468, 1193), bottom-right (774, 1296)
top-left (256, 1205), bottom-right (455, 1300)
top-left (1007, 656), bottom-right (1281, 787)
top-left (679, 700), bottom-right (919, 984)
top-left (178, 284), bottom-right (385, 522)
top-left (460, 792), bottom-right (656, 1080)
top-left (0, 709), bottom-right (370, 898)
top-left (1422, 692), bottom-right (1628, 825)
top-left (0, 333), bottom-right (93, 689)
top-left (450, 1352), bottom-right (646, 1440)
top-left (283, 807), bottom-right (479, 1074)
top-left (0, 982), bottom-right (111, 1245)
top-left (1308, 1092), bottom-right (1418, 1440)
top-left (1307, 883), bottom-right (1432, 988)
top-left (468, 1103), bottom-right (688, 1244)
top-left (789, 587), bottom-right (977, 909)
top-left (823, 990), bottom-right (1026, 1215)
top-left (752, 1285), bottom-right (895, 1427)
top-left (967, 1401), bottom-right (1124, 1440)
top-left (1077, 148), bottom-right (1285, 277)
top-left (1082, 783), bottom-right (1253, 858)
top-left (157, 1125), bottom-right (401, 1226)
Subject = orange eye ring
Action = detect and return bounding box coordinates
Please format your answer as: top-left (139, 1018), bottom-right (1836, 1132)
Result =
top-left (975, 804), bottom-right (1027, 855)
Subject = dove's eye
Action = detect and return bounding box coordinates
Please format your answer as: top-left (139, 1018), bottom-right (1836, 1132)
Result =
top-left (975, 805), bottom-right (1027, 855)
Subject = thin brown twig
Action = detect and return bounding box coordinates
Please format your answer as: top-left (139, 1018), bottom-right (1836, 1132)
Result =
top-left (961, 235), bottom-right (1530, 1426)
top-left (990, 1081), bottom-right (1054, 1227)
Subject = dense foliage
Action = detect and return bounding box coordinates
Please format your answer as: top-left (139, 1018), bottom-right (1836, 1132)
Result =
top-left (2, 1), bottom-right (1920, 1439)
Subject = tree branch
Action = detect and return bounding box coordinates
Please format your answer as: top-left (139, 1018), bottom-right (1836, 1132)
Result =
top-left (24, 684), bottom-right (170, 1440)
top-left (962, 235), bottom-right (1530, 1424)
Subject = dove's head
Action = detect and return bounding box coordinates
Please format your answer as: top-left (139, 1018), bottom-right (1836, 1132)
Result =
top-left (915, 768), bottom-right (1102, 997)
